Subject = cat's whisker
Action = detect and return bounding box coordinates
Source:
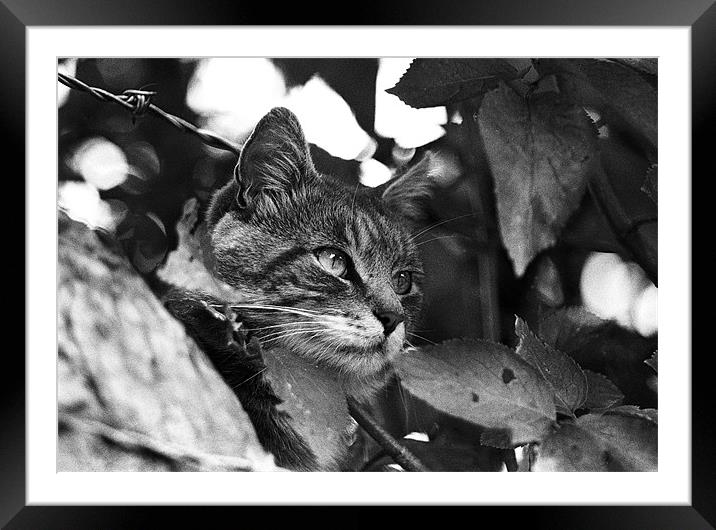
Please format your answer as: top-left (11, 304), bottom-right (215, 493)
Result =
top-left (261, 329), bottom-right (327, 344)
top-left (232, 303), bottom-right (323, 314)
top-left (232, 366), bottom-right (268, 389)
top-left (245, 302), bottom-right (345, 315)
top-left (350, 181), bottom-right (361, 218)
top-left (260, 325), bottom-right (326, 339)
top-left (407, 331), bottom-right (437, 345)
top-left (408, 212), bottom-right (478, 242)
top-left (415, 235), bottom-right (469, 247)
top-left (248, 321), bottom-right (323, 332)
top-left (229, 304), bottom-right (327, 319)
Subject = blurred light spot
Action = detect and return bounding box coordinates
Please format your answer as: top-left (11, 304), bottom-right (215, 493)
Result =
top-left (186, 58), bottom-right (287, 140)
top-left (67, 137), bottom-right (129, 190)
top-left (449, 110), bottom-right (463, 125)
top-left (187, 61), bottom-right (374, 161)
top-left (359, 158), bottom-right (392, 188)
top-left (404, 432), bottom-right (429, 442)
top-left (580, 252), bottom-right (656, 335)
top-left (631, 284), bottom-right (658, 337)
top-left (58, 181), bottom-right (116, 230)
top-left (375, 58), bottom-right (447, 149)
top-left (58, 59), bottom-right (77, 108)
top-left (284, 75), bottom-right (375, 160)
top-left (392, 145), bottom-right (416, 166)
top-left (427, 149), bottom-right (463, 188)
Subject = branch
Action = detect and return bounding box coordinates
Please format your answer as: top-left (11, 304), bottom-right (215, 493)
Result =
top-left (347, 397), bottom-right (429, 472)
top-left (588, 167), bottom-right (658, 285)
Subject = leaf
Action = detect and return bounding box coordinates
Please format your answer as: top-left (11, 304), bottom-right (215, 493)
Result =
top-left (642, 164), bottom-right (658, 204)
top-left (116, 212), bottom-right (168, 274)
top-left (537, 58), bottom-right (657, 152)
top-left (583, 369), bottom-right (624, 411)
top-left (612, 58), bottom-right (658, 77)
top-left (532, 412), bottom-right (657, 471)
top-left (515, 316), bottom-right (588, 415)
top-left (262, 346), bottom-right (356, 470)
top-left (608, 405), bottom-right (658, 424)
top-left (394, 338), bottom-right (557, 447)
top-left (645, 351), bottom-right (658, 373)
top-left (478, 83), bottom-right (597, 276)
top-left (536, 306), bottom-right (611, 355)
top-left (157, 199), bottom-right (242, 300)
top-left (386, 59), bottom-right (519, 108)
top-left (532, 256), bottom-right (564, 307)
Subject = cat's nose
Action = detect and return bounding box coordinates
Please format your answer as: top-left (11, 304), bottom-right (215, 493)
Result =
top-left (373, 310), bottom-right (404, 335)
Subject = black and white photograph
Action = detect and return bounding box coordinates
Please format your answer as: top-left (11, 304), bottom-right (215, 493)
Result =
top-left (4, 1), bottom-right (710, 525)
top-left (57, 57), bottom-right (659, 473)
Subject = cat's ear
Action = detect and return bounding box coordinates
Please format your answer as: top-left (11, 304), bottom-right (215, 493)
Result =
top-left (235, 107), bottom-right (314, 208)
top-left (377, 151), bottom-right (442, 221)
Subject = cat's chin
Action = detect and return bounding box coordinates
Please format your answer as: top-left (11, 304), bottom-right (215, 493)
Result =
top-left (277, 325), bottom-right (404, 380)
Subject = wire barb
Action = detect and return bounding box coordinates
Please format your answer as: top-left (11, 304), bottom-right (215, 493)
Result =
top-left (58, 72), bottom-right (242, 156)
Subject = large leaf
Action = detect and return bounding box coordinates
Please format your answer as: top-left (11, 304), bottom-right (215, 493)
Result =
top-left (478, 82), bottom-right (598, 276)
top-left (394, 338), bottom-right (557, 447)
top-left (387, 59), bottom-right (519, 109)
top-left (515, 317), bottom-right (588, 415)
top-left (533, 411), bottom-right (657, 471)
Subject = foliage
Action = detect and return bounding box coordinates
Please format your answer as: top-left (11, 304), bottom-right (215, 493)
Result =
top-left (59, 57), bottom-right (658, 472)
top-left (394, 316), bottom-right (657, 470)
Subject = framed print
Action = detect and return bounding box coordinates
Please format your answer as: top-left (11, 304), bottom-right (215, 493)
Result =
top-left (6, 0), bottom-right (712, 527)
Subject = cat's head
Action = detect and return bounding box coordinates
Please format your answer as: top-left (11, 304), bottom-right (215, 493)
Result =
top-left (206, 107), bottom-right (440, 378)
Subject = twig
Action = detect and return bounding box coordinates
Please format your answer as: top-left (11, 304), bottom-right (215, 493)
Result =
top-left (588, 168), bottom-right (658, 286)
top-left (459, 100), bottom-right (501, 341)
top-left (347, 397), bottom-right (429, 472)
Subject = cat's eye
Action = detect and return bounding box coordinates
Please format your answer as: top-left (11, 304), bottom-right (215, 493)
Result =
top-left (392, 271), bottom-right (412, 295)
top-left (316, 248), bottom-right (349, 278)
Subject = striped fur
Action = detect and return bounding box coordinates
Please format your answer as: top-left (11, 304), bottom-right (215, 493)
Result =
top-left (187, 107), bottom-right (440, 468)
top-left (207, 107), bottom-right (431, 383)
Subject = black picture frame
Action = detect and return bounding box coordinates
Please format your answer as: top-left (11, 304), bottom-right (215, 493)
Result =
top-left (6, 1), bottom-right (711, 527)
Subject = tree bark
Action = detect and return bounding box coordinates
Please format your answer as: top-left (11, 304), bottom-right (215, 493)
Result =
top-left (58, 211), bottom-right (278, 471)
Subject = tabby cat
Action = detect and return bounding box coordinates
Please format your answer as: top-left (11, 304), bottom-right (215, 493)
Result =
top-left (164, 107), bottom-right (439, 470)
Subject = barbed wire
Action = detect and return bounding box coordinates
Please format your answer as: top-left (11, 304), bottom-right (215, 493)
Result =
top-left (58, 72), bottom-right (241, 156)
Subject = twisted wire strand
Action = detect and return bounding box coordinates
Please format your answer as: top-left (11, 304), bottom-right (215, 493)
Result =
top-left (58, 72), bottom-right (241, 156)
